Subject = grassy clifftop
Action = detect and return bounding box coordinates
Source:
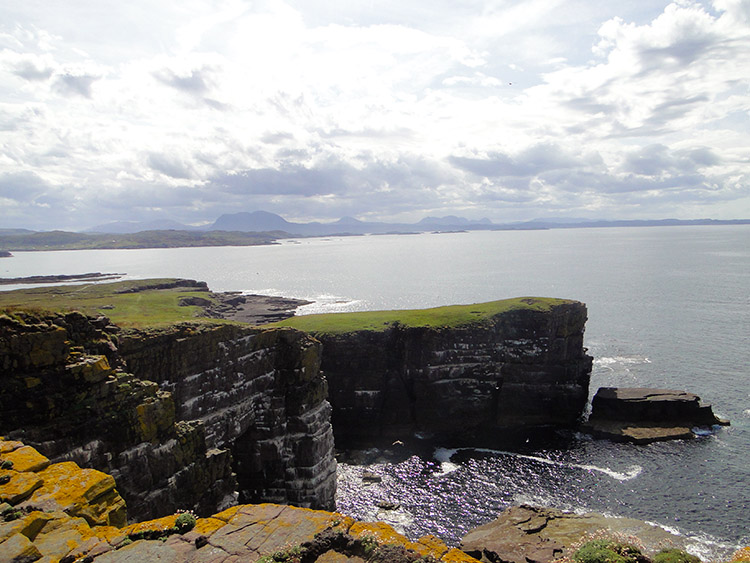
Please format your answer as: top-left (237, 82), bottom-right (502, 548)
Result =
top-left (272, 297), bottom-right (575, 334)
top-left (0, 279), bottom-right (216, 328)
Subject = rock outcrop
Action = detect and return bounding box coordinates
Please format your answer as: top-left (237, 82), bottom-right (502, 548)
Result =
top-left (313, 300), bottom-right (592, 446)
top-left (0, 311), bottom-right (336, 522)
top-left (0, 439), bottom-right (478, 562)
top-left (117, 323), bottom-right (336, 512)
top-left (460, 505), bottom-right (690, 563)
top-left (583, 387), bottom-right (730, 444)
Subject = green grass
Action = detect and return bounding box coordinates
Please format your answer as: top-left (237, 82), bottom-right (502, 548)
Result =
top-left (271, 297), bottom-right (572, 335)
top-left (0, 279), bottom-right (222, 328)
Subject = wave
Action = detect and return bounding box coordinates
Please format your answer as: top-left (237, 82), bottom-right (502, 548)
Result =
top-left (594, 355), bottom-right (651, 367)
top-left (434, 447), bottom-right (642, 481)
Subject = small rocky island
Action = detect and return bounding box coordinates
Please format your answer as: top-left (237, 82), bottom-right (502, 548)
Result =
top-left (583, 387), bottom-right (729, 443)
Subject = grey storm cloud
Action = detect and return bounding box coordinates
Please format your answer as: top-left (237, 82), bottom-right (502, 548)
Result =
top-left (53, 73), bottom-right (99, 98)
top-left (449, 144), bottom-right (580, 179)
top-left (13, 60), bottom-right (53, 81)
top-left (147, 153), bottom-right (193, 180)
top-left (154, 67), bottom-right (212, 94)
top-left (623, 144), bottom-right (720, 176)
top-left (213, 156), bottom-right (451, 199)
top-left (0, 171), bottom-right (51, 202)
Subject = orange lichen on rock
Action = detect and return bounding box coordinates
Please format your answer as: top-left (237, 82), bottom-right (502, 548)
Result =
top-left (2, 445), bottom-right (51, 473)
top-left (0, 468), bottom-right (43, 504)
top-left (122, 513), bottom-right (178, 536)
top-left (23, 461), bottom-right (127, 527)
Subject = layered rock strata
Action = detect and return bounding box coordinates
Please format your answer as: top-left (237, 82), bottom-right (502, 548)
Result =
top-left (0, 311), bottom-right (336, 522)
top-left (117, 323), bottom-right (336, 511)
top-left (583, 387), bottom-right (730, 444)
top-left (314, 300), bottom-right (593, 446)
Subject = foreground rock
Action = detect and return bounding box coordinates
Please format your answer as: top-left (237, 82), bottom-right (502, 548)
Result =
top-left (0, 439), bottom-right (478, 562)
top-left (461, 505), bottom-right (690, 563)
top-left (582, 387), bottom-right (729, 444)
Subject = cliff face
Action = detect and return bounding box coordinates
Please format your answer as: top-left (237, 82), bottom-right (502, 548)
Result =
top-left (117, 323), bottom-right (336, 511)
top-left (0, 311), bottom-right (234, 521)
top-left (315, 301), bottom-right (592, 446)
top-left (0, 312), bottom-right (336, 522)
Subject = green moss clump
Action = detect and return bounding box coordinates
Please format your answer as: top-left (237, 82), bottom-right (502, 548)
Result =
top-left (574, 539), bottom-right (647, 563)
top-left (175, 512), bottom-right (197, 533)
top-left (653, 549), bottom-right (701, 563)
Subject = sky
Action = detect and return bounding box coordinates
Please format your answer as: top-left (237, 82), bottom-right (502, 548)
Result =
top-left (1, 0), bottom-right (749, 231)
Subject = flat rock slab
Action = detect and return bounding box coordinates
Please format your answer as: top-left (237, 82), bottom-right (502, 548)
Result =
top-left (461, 505), bottom-right (688, 563)
top-left (583, 387), bottom-right (728, 444)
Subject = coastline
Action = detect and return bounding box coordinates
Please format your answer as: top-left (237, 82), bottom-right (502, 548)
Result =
top-left (207, 291), bottom-right (312, 325)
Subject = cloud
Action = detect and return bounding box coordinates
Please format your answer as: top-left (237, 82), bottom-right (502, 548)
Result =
top-left (1, 1), bottom-right (749, 230)
top-left (53, 72), bottom-right (99, 98)
top-left (450, 144), bottom-right (586, 179)
top-left (154, 66), bottom-right (213, 95)
top-left (147, 153), bottom-right (195, 180)
top-left (12, 59), bottom-right (53, 81)
top-left (0, 170), bottom-right (51, 202)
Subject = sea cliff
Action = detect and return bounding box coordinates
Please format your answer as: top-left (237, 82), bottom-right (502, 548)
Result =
top-left (275, 298), bottom-right (593, 446)
top-left (0, 310), bottom-right (336, 522)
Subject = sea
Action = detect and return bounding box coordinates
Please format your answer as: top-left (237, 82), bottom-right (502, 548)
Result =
top-left (1, 226), bottom-right (748, 558)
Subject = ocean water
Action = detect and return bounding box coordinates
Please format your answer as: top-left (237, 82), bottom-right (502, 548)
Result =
top-left (1, 226), bottom-right (748, 557)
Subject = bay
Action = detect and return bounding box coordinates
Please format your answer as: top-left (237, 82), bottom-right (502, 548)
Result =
top-left (2, 225), bottom-right (748, 557)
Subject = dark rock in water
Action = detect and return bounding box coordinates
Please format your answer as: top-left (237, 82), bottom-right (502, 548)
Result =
top-left (362, 471), bottom-right (383, 483)
top-left (582, 387), bottom-right (729, 444)
top-left (0, 250), bottom-right (12, 258)
top-left (460, 505), bottom-right (689, 563)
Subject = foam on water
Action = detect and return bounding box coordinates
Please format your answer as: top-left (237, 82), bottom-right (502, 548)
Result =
top-left (445, 448), bottom-right (643, 482)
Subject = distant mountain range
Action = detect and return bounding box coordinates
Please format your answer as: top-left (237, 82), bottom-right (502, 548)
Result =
top-left (86, 212), bottom-right (750, 236)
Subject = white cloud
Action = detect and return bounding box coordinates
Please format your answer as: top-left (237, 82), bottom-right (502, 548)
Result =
top-left (0, 0), bottom-right (748, 229)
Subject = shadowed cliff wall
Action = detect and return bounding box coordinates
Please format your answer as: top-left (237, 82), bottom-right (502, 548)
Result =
top-left (314, 300), bottom-right (593, 446)
top-left (0, 312), bottom-right (336, 522)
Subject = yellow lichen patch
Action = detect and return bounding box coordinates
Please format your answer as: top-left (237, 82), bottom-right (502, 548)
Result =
top-left (0, 510), bottom-right (56, 543)
top-left (326, 513), bottom-right (356, 531)
top-left (135, 394), bottom-right (175, 443)
top-left (193, 517), bottom-right (227, 536)
top-left (0, 468), bottom-right (43, 504)
top-left (350, 521), bottom-right (423, 552)
top-left (731, 547), bottom-right (750, 562)
top-left (442, 547), bottom-right (483, 562)
top-left (26, 461), bottom-right (127, 527)
top-left (33, 516), bottom-right (91, 558)
top-left (3, 445), bottom-right (50, 472)
top-left (416, 534), bottom-right (450, 559)
top-left (0, 440), bottom-right (24, 454)
top-left (122, 514), bottom-right (177, 536)
top-left (65, 355), bottom-right (113, 383)
top-left (211, 504), bottom-right (244, 523)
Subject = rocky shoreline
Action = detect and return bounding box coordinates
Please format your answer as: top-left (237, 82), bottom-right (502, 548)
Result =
top-left (198, 292), bottom-right (312, 325)
top-left (0, 272), bottom-right (125, 285)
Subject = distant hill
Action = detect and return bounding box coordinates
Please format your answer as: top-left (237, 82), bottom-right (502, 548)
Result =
top-left (211, 211), bottom-right (497, 236)
top-left (0, 230), bottom-right (282, 251)
top-left (4, 214), bottom-right (748, 252)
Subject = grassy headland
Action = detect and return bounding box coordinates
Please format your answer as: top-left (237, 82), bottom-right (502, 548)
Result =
top-left (0, 279), bottom-right (218, 328)
top-left (271, 296), bottom-right (572, 335)
top-left (0, 229), bottom-right (285, 251)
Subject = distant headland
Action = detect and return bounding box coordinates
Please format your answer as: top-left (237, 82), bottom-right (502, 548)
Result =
top-left (1, 212), bottom-right (749, 252)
